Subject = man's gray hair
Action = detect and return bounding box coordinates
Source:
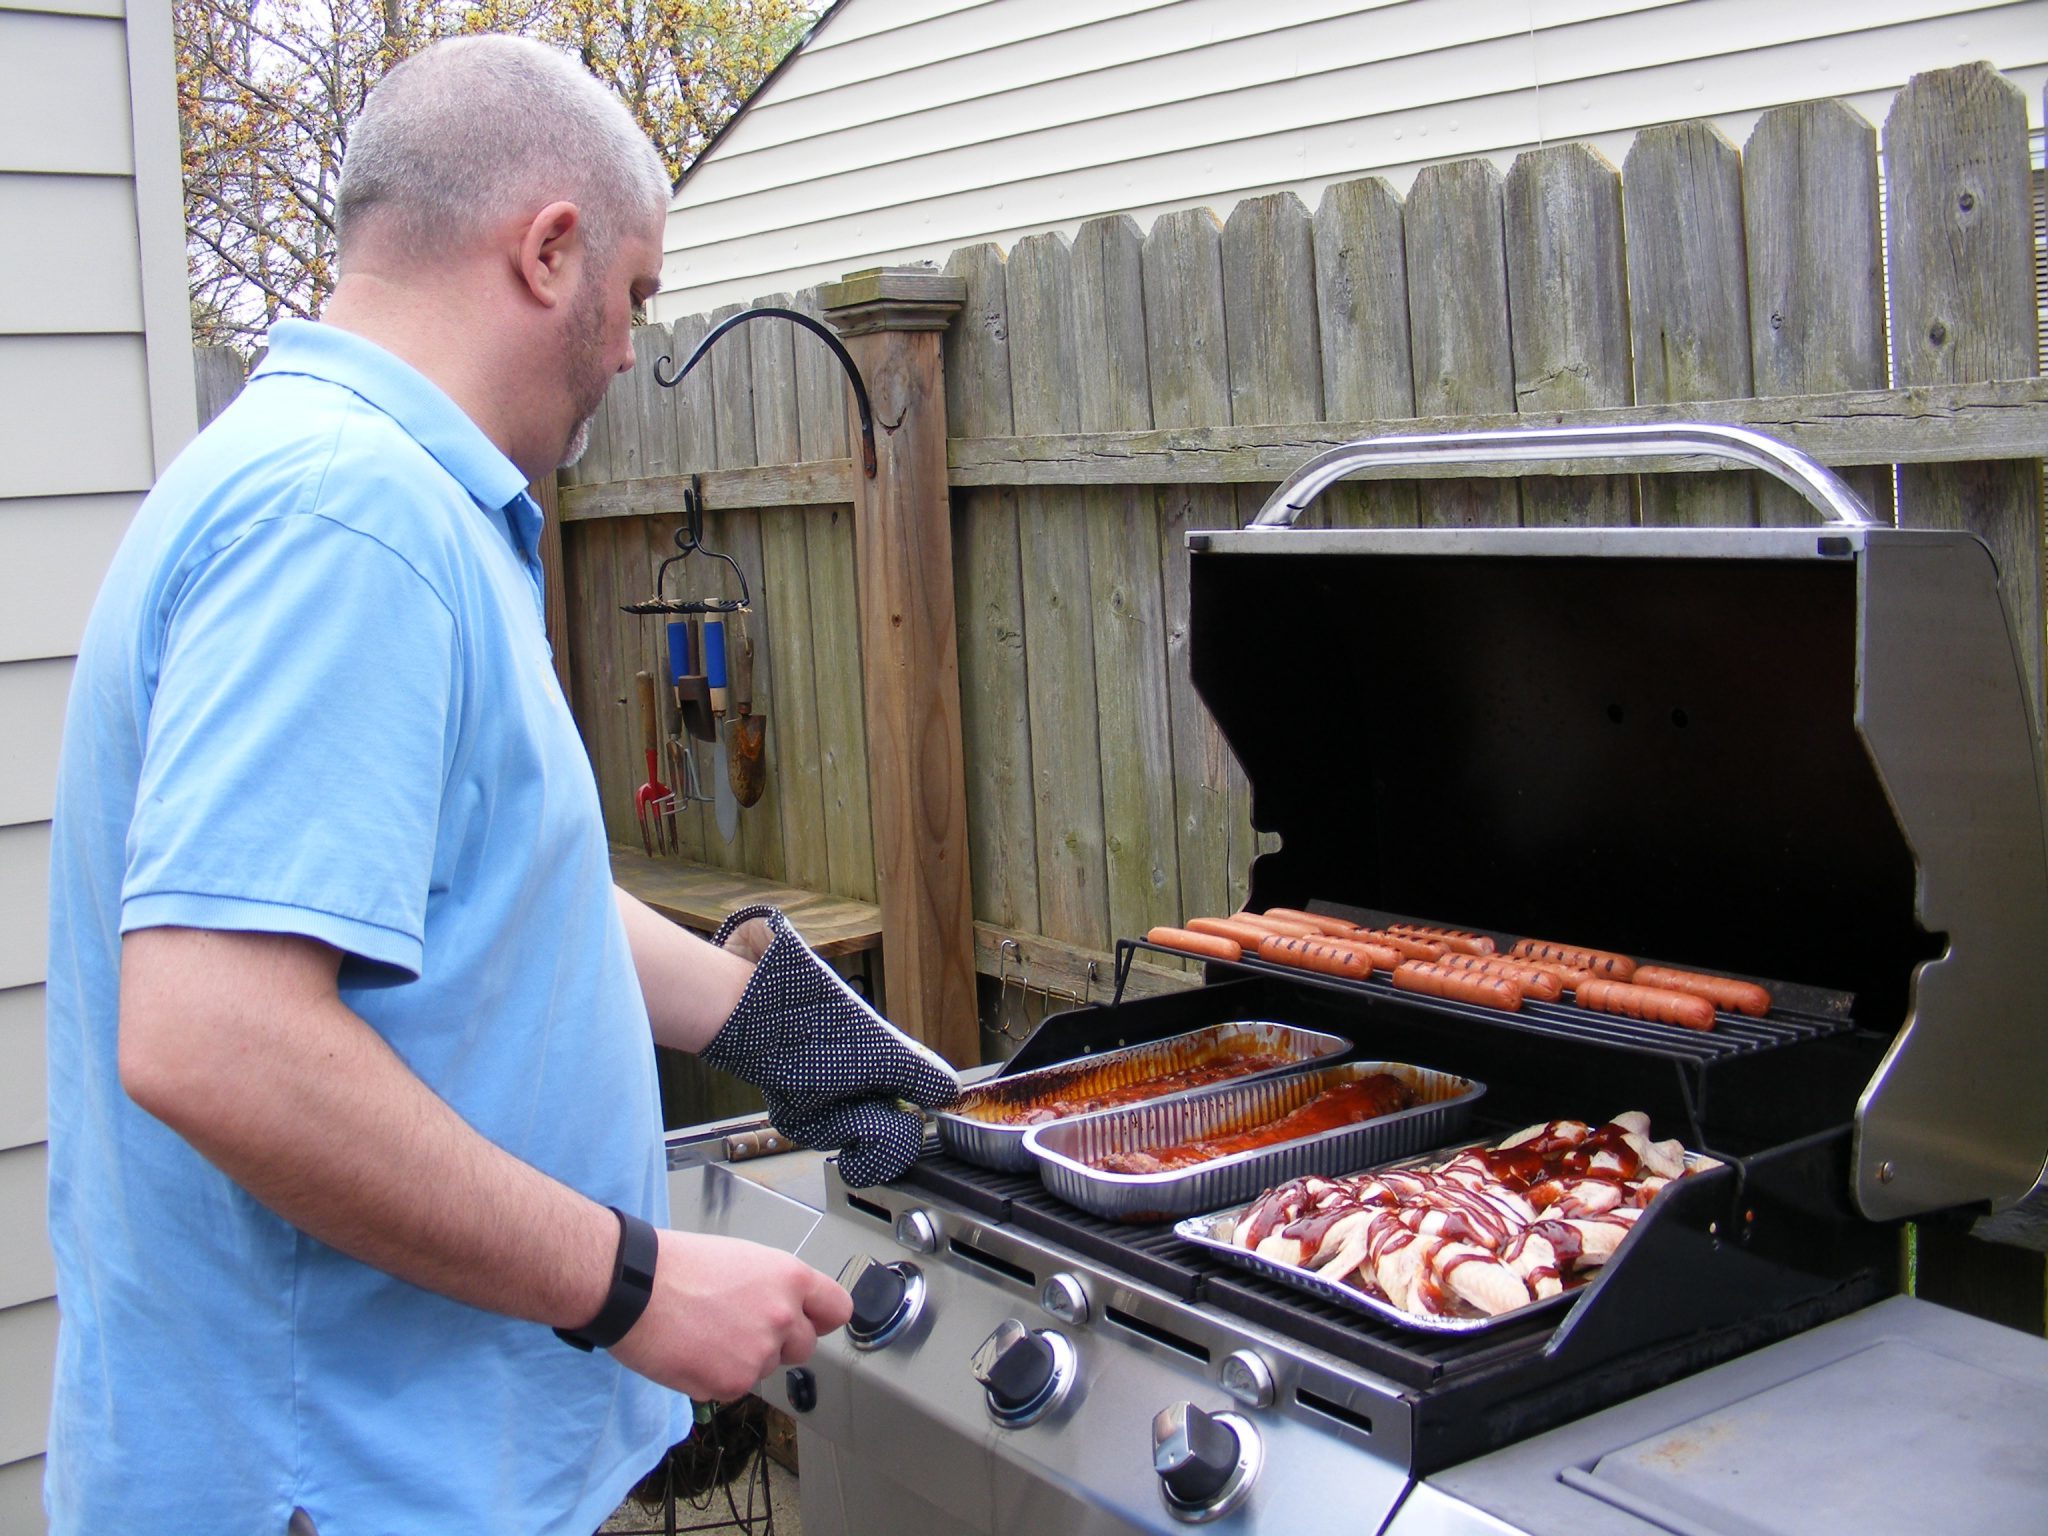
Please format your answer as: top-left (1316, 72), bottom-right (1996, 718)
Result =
top-left (337, 35), bottom-right (669, 267)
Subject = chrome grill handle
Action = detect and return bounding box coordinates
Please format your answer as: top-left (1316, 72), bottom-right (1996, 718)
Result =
top-left (1248, 423), bottom-right (1879, 530)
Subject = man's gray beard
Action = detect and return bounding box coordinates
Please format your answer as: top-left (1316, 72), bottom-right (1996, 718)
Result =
top-left (559, 412), bottom-right (596, 468)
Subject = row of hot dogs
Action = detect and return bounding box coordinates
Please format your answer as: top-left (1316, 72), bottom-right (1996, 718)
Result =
top-left (1144, 909), bottom-right (1772, 1032)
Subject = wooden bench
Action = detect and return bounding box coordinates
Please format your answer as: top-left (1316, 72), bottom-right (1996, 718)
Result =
top-left (609, 844), bottom-right (884, 990)
top-left (610, 845), bottom-right (887, 1128)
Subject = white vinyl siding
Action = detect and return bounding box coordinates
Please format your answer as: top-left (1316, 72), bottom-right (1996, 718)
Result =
top-left (0, 824), bottom-right (53, 995)
top-left (0, 1301), bottom-right (59, 1466)
top-left (657, 0), bottom-right (2048, 314)
top-left (0, 174), bottom-right (146, 335)
top-left (0, 494), bottom-right (139, 663)
top-left (0, 5), bottom-right (193, 1519)
top-left (0, 335), bottom-right (157, 499)
top-left (0, 10), bottom-right (135, 176)
top-left (0, 1148), bottom-right (52, 1312)
top-left (0, 660), bottom-right (72, 828)
top-left (0, 988), bottom-right (48, 1153)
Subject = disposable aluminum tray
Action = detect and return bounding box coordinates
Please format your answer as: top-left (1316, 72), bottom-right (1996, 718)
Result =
top-left (1024, 1061), bottom-right (1483, 1223)
top-left (935, 1021), bottom-right (1349, 1172)
top-left (1174, 1144), bottom-right (1724, 1334)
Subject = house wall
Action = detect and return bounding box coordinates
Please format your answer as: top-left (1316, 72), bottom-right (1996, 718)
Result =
top-left (656, 0), bottom-right (2048, 316)
top-left (0, 1), bottom-right (196, 1523)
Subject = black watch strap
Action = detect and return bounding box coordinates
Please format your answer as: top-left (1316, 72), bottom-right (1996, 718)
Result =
top-left (554, 1206), bottom-right (659, 1353)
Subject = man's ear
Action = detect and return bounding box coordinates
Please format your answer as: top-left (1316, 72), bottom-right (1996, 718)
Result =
top-left (517, 200), bottom-right (583, 309)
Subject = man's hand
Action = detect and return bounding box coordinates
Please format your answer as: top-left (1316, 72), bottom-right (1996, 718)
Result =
top-left (609, 1232), bottom-right (852, 1401)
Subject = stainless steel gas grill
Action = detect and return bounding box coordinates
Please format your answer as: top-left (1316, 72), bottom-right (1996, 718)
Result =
top-left (672, 427), bottom-right (2048, 1536)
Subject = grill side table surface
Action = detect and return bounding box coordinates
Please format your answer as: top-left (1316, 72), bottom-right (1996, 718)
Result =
top-left (1396, 1294), bottom-right (2048, 1536)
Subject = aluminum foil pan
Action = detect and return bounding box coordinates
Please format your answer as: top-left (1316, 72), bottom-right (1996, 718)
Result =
top-left (1024, 1062), bottom-right (1483, 1222)
top-left (935, 1021), bottom-right (1349, 1172)
top-left (1174, 1145), bottom-right (1723, 1333)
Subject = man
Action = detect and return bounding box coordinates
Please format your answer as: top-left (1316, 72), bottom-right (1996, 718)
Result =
top-left (44, 35), bottom-right (956, 1534)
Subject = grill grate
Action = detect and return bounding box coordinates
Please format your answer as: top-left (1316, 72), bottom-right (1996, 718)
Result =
top-left (1118, 939), bottom-right (1851, 1064)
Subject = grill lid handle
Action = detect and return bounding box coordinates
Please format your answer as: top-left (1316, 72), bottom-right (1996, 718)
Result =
top-left (1248, 423), bottom-right (1878, 529)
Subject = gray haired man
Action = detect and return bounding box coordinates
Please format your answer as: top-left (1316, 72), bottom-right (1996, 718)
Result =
top-left (45, 35), bottom-right (955, 1533)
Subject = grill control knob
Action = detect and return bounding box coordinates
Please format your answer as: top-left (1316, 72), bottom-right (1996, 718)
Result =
top-left (1152, 1403), bottom-right (1261, 1523)
top-left (971, 1318), bottom-right (1077, 1427)
top-left (837, 1255), bottom-right (925, 1351)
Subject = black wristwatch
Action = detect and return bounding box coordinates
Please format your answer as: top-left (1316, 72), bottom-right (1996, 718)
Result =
top-left (554, 1206), bottom-right (659, 1352)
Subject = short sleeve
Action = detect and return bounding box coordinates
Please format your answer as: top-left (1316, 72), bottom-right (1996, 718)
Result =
top-left (122, 512), bottom-right (458, 977)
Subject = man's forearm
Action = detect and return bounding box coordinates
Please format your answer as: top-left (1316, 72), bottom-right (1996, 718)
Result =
top-left (614, 887), bottom-right (755, 1054)
top-left (119, 927), bottom-right (614, 1330)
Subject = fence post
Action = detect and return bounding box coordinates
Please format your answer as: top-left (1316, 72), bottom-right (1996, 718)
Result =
top-left (822, 267), bottom-right (977, 1065)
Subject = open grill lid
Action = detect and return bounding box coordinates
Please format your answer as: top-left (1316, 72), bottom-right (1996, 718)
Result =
top-left (1183, 425), bottom-right (2048, 1224)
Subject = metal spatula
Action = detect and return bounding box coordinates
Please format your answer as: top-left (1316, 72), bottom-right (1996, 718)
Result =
top-left (704, 615), bottom-right (739, 843)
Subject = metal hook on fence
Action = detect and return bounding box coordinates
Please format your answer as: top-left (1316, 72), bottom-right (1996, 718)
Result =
top-left (652, 306), bottom-right (880, 479)
top-left (993, 938), bottom-right (1033, 1042)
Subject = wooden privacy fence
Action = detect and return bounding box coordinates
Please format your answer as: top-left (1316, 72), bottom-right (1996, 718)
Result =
top-left (562, 62), bottom-right (2046, 1040)
top-left (197, 63), bottom-right (2048, 1053)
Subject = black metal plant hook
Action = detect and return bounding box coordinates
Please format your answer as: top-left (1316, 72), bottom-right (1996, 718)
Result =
top-left (651, 306), bottom-right (881, 478)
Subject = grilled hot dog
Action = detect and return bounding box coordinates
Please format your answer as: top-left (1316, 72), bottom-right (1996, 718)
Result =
top-left (1355, 928), bottom-right (1448, 962)
top-left (1292, 932), bottom-right (1405, 972)
top-left (1392, 960), bottom-right (1524, 1011)
top-left (1256, 933), bottom-right (1373, 980)
top-left (1511, 939), bottom-right (1636, 980)
top-left (1388, 923), bottom-right (1497, 956)
top-left (1632, 965), bottom-right (1771, 1018)
top-left (1186, 917), bottom-right (1280, 949)
top-left (1145, 926), bottom-right (1243, 963)
top-left (1575, 979), bottom-right (1715, 1031)
top-left (1435, 952), bottom-right (1564, 1002)
top-left (1231, 911), bottom-right (1326, 939)
top-left (1261, 907), bottom-right (1362, 935)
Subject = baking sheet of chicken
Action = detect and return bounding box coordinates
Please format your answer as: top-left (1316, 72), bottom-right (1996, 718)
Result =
top-left (1175, 1113), bottom-right (1718, 1332)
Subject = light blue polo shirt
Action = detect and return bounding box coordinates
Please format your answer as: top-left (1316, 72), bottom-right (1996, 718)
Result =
top-left (45, 319), bottom-right (688, 1534)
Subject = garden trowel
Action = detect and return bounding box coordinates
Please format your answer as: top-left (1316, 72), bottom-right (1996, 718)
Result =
top-left (725, 614), bottom-right (767, 809)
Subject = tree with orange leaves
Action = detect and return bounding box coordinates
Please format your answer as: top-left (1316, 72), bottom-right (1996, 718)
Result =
top-left (176, 0), bottom-right (814, 347)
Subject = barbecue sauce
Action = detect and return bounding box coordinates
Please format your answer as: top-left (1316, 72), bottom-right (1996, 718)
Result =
top-left (1090, 1074), bottom-right (1414, 1173)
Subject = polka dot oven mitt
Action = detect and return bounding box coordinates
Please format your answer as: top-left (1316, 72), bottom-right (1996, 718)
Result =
top-left (705, 905), bottom-right (961, 1186)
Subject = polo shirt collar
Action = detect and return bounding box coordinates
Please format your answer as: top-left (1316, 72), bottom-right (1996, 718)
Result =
top-left (254, 320), bottom-right (536, 542)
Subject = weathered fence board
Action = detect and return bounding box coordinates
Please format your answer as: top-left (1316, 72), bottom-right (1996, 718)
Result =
top-left (793, 286), bottom-right (876, 904)
top-left (1885, 62), bottom-right (2046, 730)
top-left (945, 379), bottom-right (2048, 486)
top-left (1222, 192), bottom-right (1319, 898)
top-left (1506, 144), bottom-right (1635, 526)
top-left (1743, 98), bottom-right (1894, 526)
top-left (1141, 206), bottom-right (1239, 928)
top-left (1624, 122), bottom-right (1756, 526)
top-left (1073, 213), bottom-right (1182, 950)
top-left (1312, 176), bottom-right (1419, 528)
top-left (1009, 231), bottom-right (1111, 949)
top-left (944, 242), bottom-right (1041, 938)
top-left (1405, 159), bottom-right (1520, 527)
top-left (750, 299), bottom-right (832, 894)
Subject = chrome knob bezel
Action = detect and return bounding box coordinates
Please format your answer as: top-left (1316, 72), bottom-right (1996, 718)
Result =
top-left (972, 1324), bottom-right (1078, 1428)
top-left (1156, 1410), bottom-right (1262, 1524)
top-left (839, 1257), bottom-right (927, 1352)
